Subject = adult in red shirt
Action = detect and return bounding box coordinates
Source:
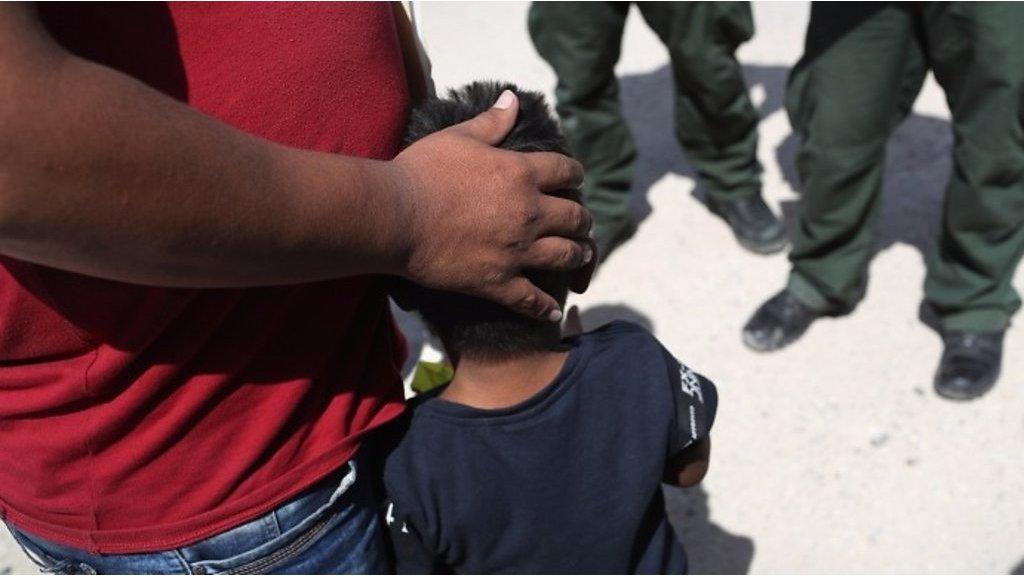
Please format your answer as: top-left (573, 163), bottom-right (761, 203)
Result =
top-left (0, 3), bottom-right (593, 573)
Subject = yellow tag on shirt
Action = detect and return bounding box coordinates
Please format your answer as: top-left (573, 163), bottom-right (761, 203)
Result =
top-left (410, 360), bottom-right (454, 395)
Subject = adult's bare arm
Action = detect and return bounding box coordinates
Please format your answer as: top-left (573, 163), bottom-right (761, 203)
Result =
top-left (0, 4), bottom-right (591, 320)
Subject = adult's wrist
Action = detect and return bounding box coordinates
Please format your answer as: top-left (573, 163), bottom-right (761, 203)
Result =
top-left (356, 157), bottom-right (418, 278)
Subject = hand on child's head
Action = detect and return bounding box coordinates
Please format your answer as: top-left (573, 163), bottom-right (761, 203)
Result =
top-left (394, 83), bottom-right (593, 322)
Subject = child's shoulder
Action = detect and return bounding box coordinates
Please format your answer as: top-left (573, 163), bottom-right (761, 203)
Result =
top-left (578, 320), bottom-right (705, 392)
top-left (585, 318), bottom-right (655, 339)
top-left (580, 319), bottom-right (667, 356)
top-left (570, 320), bottom-right (685, 394)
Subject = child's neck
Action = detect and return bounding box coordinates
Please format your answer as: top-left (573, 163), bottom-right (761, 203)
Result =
top-left (440, 349), bottom-right (570, 410)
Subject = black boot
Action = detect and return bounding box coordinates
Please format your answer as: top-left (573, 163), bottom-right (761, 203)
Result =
top-left (709, 195), bottom-right (788, 255)
top-left (934, 330), bottom-right (1004, 401)
top-left (742, 290), bottom-right (824, 352)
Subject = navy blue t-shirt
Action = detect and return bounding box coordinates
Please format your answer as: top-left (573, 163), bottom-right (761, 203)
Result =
top-left (382, 321), bottom-right (718, 574)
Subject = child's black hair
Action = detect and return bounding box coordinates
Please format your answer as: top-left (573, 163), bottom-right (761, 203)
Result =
top-left (394, 81), bottom-right (575, 360)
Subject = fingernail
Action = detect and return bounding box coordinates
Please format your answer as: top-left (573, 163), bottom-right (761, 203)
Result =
top-left (493, 90), bottom-right (515, 110)
top-left (548, 309), bottom-right (563, 322)
top-left (582, 245), bottom-right (593, 264)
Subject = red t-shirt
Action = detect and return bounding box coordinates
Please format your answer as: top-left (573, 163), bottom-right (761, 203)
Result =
top-left (0, 3), bottom-right (409, 554)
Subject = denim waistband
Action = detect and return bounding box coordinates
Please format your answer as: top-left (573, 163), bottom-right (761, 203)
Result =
top-left (5, 458), bottom-right (364, 575)
top-left (176, 461), bottom-right (357, 565)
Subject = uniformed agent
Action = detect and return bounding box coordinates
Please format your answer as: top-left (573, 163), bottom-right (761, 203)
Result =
top-left (743, 3), bottom-right (1024, 401)
top-left (529, 1), bottom-right (787, 259)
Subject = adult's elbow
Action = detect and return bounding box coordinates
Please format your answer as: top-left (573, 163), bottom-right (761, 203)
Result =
top-left (0, 155), bottom-right (21, 239)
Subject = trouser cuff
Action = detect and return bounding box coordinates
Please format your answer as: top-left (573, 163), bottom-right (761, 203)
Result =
top-left (706, 184), bottom-right (761, 204)
top-left (939, 308), bottom-right (1010, 332)
top-left (786, 271), bottom-right (836, 313)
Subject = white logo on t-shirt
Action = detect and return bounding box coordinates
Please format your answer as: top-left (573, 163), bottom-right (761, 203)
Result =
top-left (679, 365), bottom-right (704, 404)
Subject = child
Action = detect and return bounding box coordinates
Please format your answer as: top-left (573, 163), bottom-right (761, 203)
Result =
top-left (383, 82), bottom-right (718, 574)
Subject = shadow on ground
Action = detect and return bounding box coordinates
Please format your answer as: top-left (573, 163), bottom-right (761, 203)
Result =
top-left (618, 63), bottom-right (790, 225)
top-left (664, 484), bottom-right (755, 575)
top-left (578, 302), bottom-right (655, 333)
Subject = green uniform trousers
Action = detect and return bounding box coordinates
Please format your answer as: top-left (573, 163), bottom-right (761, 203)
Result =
top-left (528, 1), bottom-right (763, 230)
top-left (786, 2), bottom-right (1024, 331)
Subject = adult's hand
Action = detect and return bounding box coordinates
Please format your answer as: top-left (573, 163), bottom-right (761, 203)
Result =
top-left (390, 91), bottom-right (594, 321)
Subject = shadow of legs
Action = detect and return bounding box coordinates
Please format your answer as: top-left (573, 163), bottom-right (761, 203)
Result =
top-left (664, 484), bottom-right (756, 575)
top-left (619, 64), bottom-right (791, 226)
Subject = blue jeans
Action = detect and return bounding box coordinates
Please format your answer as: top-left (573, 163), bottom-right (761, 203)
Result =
top-left (4, 456), bottom-right (389, 574)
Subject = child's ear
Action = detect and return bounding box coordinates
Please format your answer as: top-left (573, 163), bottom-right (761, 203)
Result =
top-left (561, 305), bottom-right (583, 338)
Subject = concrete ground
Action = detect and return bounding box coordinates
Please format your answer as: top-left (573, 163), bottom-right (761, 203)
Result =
top-left (3, 2), bottom-right (1022, 574)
